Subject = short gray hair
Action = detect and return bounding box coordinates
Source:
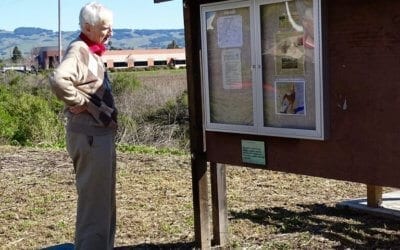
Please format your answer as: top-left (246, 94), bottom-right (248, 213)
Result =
top-left (79, 2), bottom-right (113, 30)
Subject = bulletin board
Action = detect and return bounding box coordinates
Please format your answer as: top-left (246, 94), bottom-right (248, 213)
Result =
top-left (188, 0), bottom-right (400, 187)
top-left (186, 0), bottom-right (400, 247)
top-left (200, 0), bottom-right (325, 140)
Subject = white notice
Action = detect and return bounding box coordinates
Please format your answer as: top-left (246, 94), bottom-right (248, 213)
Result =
top-left (217, 15), bottom-right (243, 48)
top-left (221, 48), bottom-right (242, 89)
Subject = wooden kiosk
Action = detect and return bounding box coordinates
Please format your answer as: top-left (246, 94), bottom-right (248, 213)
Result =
top-left (181, 0), bottom-right (400, 248)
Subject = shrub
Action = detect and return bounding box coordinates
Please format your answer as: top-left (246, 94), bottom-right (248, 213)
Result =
top-left (110, 72), bottom-right (140, 95)
top-left (0, 105), bottom-right (18, 144)
top-left (146, 91), bottom-right (188, 125)
top-left (0, 75), bottom-right (65, 146)
top-left (138, 91), bottom-right (189, 150)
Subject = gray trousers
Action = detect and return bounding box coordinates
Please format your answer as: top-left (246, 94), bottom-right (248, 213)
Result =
top-left (66, 131), bottom-right (116, 250)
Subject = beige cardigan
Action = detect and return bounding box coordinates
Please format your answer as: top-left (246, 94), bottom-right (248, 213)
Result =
top-left (50, 38), bottom-right (117, 135)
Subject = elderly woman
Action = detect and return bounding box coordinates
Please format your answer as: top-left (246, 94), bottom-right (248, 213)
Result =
top-left (50, 2), bottom-right (117, 249)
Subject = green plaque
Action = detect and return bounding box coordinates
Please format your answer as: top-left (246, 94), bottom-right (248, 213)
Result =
top-left (241, 140), bottom-right (266, 165)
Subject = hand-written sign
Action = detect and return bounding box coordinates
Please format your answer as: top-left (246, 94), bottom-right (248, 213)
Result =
top-left (241, 140), bottom-right (266, 165)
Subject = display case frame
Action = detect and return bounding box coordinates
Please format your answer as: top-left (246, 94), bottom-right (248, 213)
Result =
top-left (200, 0), bottom-right (326, 140)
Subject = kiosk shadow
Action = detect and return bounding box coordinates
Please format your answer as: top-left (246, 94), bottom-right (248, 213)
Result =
top-left (229, 203), bottom-right (400, 248)
top-left (44, 203), bottom-right (400, 248)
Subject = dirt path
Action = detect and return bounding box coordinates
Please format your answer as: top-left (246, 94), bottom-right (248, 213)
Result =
top-left (1, 145), bottom-right (400, 249)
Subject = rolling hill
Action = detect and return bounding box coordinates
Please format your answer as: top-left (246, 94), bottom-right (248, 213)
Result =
top-left (0, 27), bottom-right (185, 59)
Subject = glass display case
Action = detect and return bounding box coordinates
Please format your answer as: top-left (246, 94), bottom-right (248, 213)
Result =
top-left (201, 0), bottom-right (325, 140)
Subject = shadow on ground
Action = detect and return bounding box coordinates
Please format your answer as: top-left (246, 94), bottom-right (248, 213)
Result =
top-left (42, 204), bottom-right (400, 249)
top-left (42, 242), bottom-right (196, 250)
top-left (229, 203), bottom-right (400, 248)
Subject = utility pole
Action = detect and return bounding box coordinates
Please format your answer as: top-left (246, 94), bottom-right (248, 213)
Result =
top-left (58, 0), bottom-right (62, 63)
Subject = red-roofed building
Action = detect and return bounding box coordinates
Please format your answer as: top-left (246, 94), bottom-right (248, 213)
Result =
top-left (36, 47), bottom-right (186, 70)
top-left (102, 48), bottom-right (186, 69)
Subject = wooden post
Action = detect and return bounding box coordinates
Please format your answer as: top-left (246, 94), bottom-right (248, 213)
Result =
top-left (183, 0), bottom-right (211, 248)
top-left (367, 185), bottom-right (382, 208)
top-left (191, 158), bottom-right (211, 249)
top-left (210, 162), bottom-right (228, 247)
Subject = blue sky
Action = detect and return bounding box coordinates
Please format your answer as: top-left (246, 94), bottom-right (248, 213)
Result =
top-left (0, 0), bottom-right (184, 31)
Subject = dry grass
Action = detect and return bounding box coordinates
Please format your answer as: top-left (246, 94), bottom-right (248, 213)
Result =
top-left (1, 145), bottom-right (400, 249)
top-left (114, 70), bottom-right (188, 149)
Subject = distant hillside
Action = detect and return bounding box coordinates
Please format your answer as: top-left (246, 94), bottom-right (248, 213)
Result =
top-left (0, 27), bottom-right (185, 59)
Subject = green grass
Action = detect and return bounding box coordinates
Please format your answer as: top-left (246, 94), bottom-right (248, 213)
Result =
top-left (127, 68), bottom-right (186, 77)
top-left (117, 144), bottom-right (186, 156)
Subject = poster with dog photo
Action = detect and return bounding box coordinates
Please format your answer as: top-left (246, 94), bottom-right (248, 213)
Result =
top-left (275, 80), bottom-right (305, 115)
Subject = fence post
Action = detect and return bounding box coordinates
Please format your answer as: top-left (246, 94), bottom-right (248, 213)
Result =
top-left (210, 162), bottom-right (228, 247)
top-left (367, 185), bottom-right (382, 208)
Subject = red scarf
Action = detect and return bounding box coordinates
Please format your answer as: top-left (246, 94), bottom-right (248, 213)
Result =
top-left (79, 33), bottom-right (106, 56)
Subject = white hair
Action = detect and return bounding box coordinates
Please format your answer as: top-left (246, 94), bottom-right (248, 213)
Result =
top-left (79, 2), bottom-right (113, 30)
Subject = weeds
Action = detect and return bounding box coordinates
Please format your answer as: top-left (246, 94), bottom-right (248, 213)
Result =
top-left (0, 69), bottom-right (189, 151)
top-left (112, 69), bottom-right (189, 151)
